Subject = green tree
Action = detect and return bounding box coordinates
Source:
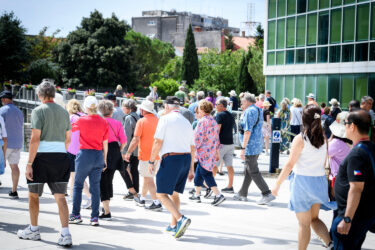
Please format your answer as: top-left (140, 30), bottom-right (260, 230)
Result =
top-left (254, 24), bottom-right (264, 49)
top-left (0, 12), bottom-right (29, 82)
top-left (248, 46), bottom-right (265, 94)
top-left (238, 51), bottom-right (257, 94)
top-left (151, 78), bottom-right (180, 98)
top-left (27, 27), bottom-right (61, 62)
top-left (224, 32), bottom-right (235, 51)
top-left (54, 10), bottom-right (135, 90)
top-left (181, 24), bottom-right (199, 86)
top-left (124, 30), bottom-right (175, 86)
top-left (27, 59), bottom-right (60, 84)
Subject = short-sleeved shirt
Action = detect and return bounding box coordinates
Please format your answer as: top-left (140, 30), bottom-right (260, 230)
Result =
top-left (215, 111), bottom-right (235, 145)
top-left (179, 106), bottom-right (194, 124)
top-left (72, 114), bottom-right (108, 151)
top-left (241, 104), bottom-right (263, 156)
top-left (67, 112), bottom-right (85, 155)
top-left (31, 103), bottom-right (71, 152)
top-left (123, 112), bottom-right (139, 156)
top-left (112, 107), bottom-right (125, 124)
top-left (334, 141), bottom-right (375, 219)
top-left (105, 117), bottom-right (127, 144)
top-left (154, 110), bottom-right (195, 157)
top-left (175, 91), bottom-right (187, 102)
top-left (0, 116), bottom-right (7, 139)
top-left (0, 103), bottom-right (23, 148)
top-left (230, 96), bottom-right (239, 111)
top-left (134, 113), bottom-right (159, 161)
top-left (328, 138), bottom-right (351, 178)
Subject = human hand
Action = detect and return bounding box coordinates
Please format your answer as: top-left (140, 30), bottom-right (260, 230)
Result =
top-left (271, 185), bottom-right (279, 197)
top-left (215, 152), bottom-right (220, 162)
top-left (337, 219), bottom-right (351, 235)
top-left (188, 170), bottom-right (195, 182)
top-left (123, 153), bottom-right (130, 162)
top-left (25, 165), bottom-right (33, 181)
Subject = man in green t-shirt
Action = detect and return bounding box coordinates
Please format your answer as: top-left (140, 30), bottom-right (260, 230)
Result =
top-left (17, 79), bottom-right (72, 247)
top-left (175, 86), bottom-right (189, 104)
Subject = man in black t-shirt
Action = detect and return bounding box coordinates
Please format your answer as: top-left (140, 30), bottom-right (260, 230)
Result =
top-left (265, 90), bottom-right (276, 115)
top-left (331, 110), bottom-right (375, 250)
top-left (215, 98), bottom-right (236, 193)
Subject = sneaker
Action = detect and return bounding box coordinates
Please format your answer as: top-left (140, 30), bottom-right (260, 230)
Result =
top-left (99, 212), bottom-right (112, 221)
top-left (233, 193), bottom-right (248, 201)
top-left (165, 225), bottom-right (177, 234)
top-left (58, 234), bottom-right (72, 247)
top-left (211, 194), bottom-right (225, 206)
top-left (145, 202), bottom-right (163, 212)
top-left (174, 215), bottom-right (191, 239)
top-left (326, 241), bottom-right (334, 249)
top-left (82, 199), bottom-right (91, 209)
top-left (134, 197), bottom-right (146, 207)
top-left (221, 187), bottom-right (234, 193)
top-left (123, 192), bottom-right (134, 200)
top-left (9, 191), bottom-right (19, 199)
top-left (69, 214), bottom-right (82, 224)
top-left (17, 226), bottom-right (41, 240)
top-left (218, 171), bottom-right (224, 176)
top-left (204, 188), bottom-right (213, 198)
top-left (189, 188), bottom-right (195, 195)
top-left (257, 193), bottom-right (276, 205)
top-left (189, 194), bottom-right (201, 203)
top-left (90, 217), bottom-right (99, 226)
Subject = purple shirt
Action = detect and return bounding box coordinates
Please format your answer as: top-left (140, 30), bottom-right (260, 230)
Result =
top-left (328, 138), bottom-right (351, 178)
top-left (67, 112), bottom-right (85, 155)
top-left (194, 115), bottom-right (220, 171)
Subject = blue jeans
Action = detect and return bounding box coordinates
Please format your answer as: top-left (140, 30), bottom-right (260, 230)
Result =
top-left (331, 215), bottom-right (375, 250)
top-left (73, 149), bottom-right (104, 218)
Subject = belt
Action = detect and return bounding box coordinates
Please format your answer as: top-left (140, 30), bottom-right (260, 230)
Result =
top-left (162, 152), bottom-right (190, 159)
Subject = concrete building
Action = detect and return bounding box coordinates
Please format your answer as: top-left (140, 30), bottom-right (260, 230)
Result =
top-left (264, 0), bottom-right (375, 108)
top-left (132, 10), bottom-right (240, 51)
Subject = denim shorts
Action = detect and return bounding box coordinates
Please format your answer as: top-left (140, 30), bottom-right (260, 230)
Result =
top-left (194, 162), bottom-right (217, 188)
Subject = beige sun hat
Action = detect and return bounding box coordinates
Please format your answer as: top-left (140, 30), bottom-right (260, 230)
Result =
top-left (329, 98), bottom-right (340, 106)
top-left (329, 111), bottom-right (349, 138)
top-left (188, 91), bottom-right (195, 96)
top-left (138, 100), bottom-right (155, 114)
top-left (228, 90), bottom-right (237, 97)
top-left (262, 101), bottom-right (271, 107)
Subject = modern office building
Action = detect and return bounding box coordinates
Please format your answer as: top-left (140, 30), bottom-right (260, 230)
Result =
top-left (264, 0), bottom-right (375, 108)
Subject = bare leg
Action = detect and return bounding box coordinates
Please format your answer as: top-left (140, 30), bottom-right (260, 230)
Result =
top-left (10, 164), bottom-right (20, 192)
top-left (141, 178), bottom-right (148, 198)
top-left (54, 193), bottom-right (69, 228)
top-left (195, 186), bottom-right (202, 196)
top-left (212, 166), bottom-right (218, 177)
top-left (144, 177), bottom-right (157, 200)
top-left (264, 136), bottom-right (269, 153)
top-left (226, 166), bottom-right (234, 188)
top-left (310, 204), bottom-right (331, 246)
top-left (295, 209), bottom-right (312, 250)
top-left (69, 172), bottom-right (75, 198)
top-left (157, 192), bottom-right (181, 227)
top-left (211, 186), bottom-right (220, 196)
top-left (102, 200), bottom-right (110, 214)
top-left (219, 162), bottom-right (223, 173)
top-left (29, 192), bottom-right (39, 226)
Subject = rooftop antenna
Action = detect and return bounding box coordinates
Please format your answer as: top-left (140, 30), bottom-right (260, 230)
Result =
top-left (241, 2), bottom-right (260, 36)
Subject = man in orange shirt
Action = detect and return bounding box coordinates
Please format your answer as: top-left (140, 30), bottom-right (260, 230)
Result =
top-left (125, 100), bottom-right (161, 211)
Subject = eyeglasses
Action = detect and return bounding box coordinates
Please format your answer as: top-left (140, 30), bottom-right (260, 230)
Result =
top-left (344, 121), bottom-right (352, 126)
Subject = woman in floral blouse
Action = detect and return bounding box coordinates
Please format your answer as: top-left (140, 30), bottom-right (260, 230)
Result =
top-left (189, 100), bottom-right (225, 206)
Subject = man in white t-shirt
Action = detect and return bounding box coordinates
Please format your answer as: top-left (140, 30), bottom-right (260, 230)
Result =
top-left (148, 96), bottom-right (195, 240)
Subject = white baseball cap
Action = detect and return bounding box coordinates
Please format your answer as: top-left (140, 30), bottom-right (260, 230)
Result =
top-left (84, 96), bottom-right (98, 109)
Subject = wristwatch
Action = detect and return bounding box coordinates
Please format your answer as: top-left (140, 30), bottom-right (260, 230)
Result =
top-left (343, 217), bottom-right (352, 223)
top-left (148, 160), bottom-right (155, 165)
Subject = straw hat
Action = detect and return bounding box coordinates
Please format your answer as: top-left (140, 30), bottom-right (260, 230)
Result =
top-left (263, 101), bottom-right (271, 107)
top-left (188, 91), bottom-right (195, 96)
top-left (329, 111), bottom-right (349, 138)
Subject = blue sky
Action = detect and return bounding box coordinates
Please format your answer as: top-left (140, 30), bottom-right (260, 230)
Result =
top-left (0, 0), bottom-right (266, 37)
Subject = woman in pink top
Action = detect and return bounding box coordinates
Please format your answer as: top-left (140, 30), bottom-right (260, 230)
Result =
top-left (190, 100), bottom-right (225, 206)
top-left (66, 99), bottom-right (91, 208)
top-left (98, 100), bottom-right (127, 220)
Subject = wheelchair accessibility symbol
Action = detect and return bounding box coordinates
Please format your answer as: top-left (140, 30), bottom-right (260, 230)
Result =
top-left (272, 130), bottom-right (282, 143)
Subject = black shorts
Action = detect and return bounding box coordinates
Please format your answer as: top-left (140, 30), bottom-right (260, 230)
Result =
top-left (27, 153), bottom-right (70, 184)
top-left (67, 152), bottom-right (76, 172)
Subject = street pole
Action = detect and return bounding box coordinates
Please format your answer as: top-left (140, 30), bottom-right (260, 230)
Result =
top-left (269, 117), bottom-right (281, 173)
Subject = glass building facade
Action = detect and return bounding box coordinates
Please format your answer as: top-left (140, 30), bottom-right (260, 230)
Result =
top-left (264, 0), bottom-right (375, 107)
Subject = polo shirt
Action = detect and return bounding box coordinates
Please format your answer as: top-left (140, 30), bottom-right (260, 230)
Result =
top-left (0, 103), bottom-right (23, 148)
top-left (134, 113), bottom-right (159, 161)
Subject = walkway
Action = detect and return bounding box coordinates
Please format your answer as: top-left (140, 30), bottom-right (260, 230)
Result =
top-left (0, 152), bottom-right (374, 249)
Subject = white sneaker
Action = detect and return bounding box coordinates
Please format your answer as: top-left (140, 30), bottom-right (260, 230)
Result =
top-left (257, 194), bottom-right (276, 205)
top-left (233, 193), bottom-right (248, 201)
top-left (82, 199), bottom-right (91, 209)
top-left (17, 226), bottom-right (41, 241)
top-left (58, 234), bottom-right (72, 247)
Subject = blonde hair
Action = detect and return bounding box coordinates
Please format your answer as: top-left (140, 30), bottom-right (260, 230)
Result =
top-left (66, 99), bottom-right (83, 114)
top-left (116, 85), bottom-right (122, 91)
top-left (198, 99), bottom-right (213, 114)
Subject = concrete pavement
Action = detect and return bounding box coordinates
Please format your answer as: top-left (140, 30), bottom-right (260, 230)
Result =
top-left (0, 152), bottom-right (374, 250)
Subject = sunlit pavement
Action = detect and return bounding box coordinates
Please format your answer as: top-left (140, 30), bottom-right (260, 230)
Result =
top-left (0, 152), bottom-right (374, 250)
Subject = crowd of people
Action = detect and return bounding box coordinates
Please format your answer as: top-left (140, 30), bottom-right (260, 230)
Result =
top-left (0, 79), bottom-right (374, 249)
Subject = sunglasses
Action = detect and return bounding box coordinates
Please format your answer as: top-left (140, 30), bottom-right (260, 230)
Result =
top-left (344, 121), bottom-right (352, 126)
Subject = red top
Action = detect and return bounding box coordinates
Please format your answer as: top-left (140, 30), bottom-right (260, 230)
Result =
top-left (72, 114), bottom-right (108, 150)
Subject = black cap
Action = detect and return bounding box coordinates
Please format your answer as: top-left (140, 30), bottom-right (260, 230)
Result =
top-left (0, 91), bottom-right (13, 99)
top-left (104, 93), bottom-right (116, 101)
top-left (165, 96), bottom-right (180, 105)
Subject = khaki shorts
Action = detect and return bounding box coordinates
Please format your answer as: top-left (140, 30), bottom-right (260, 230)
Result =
top-left (6, 148), bottom-right (21, 165)
top-left (138, 160), bottom-right (160, 177)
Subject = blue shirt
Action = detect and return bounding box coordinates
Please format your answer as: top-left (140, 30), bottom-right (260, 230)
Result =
top-left (241, 104), bottom-right (263, 156)
top-left (188, 102), bottom-right (198, 120)
top-left (0, 103), bottom-right (24, 149)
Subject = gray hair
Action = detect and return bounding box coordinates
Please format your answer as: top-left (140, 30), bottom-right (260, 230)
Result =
top-left (197, 91), bottom-right (205, 101)
top-left (36, 79), bottom-right (56, 98)
top-left (241, 92), bottom-right (256, 104)
top-left (122, 99), bottom-right (137, 112)
top-left (259, 94), bottom-right (265, 101)
top-left (98, 100), bottom-right (114, 117)
top-left (166, 103), bottom-right (179, 109)
top-left (361, 96), bottom-right (374, 103)
top-left (217, 98), bottom-right (227, 108)
top-left (179, 86), bottom-right (184, 91)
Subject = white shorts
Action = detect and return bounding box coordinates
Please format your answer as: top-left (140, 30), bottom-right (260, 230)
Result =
top-left (6, 148), bottom-right (21, 165)
top-left (138, 160), bottom-right (160, 177)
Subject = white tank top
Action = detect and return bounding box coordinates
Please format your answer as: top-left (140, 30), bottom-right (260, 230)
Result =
top-left (294, 136), bottom-right (326, 176)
